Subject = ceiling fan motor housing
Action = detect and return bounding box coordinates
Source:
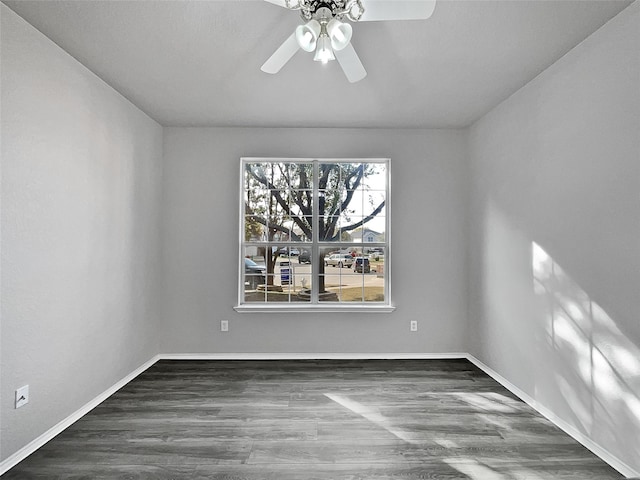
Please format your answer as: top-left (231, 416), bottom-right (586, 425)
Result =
top-left (298, 0), bottom-right (364, 22)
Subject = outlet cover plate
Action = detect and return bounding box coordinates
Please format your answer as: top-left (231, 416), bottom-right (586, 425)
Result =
top-left (16, 385), bottom-right (29, 409)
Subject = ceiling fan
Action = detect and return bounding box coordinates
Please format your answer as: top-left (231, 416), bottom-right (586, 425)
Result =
top-left (261, 0), bottom-right (437, 83)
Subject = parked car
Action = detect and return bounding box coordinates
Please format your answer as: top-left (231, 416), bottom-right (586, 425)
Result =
top-left (298, 249), bottom-right (311, 264)
top-left (325, 254), bottom-right (354, 268)
top-left (277, 247), bottom-right (300, 257)
top-left (353, 257), bottom-right (371, 273)
top-left (244, 258), bottom-right (266, 289)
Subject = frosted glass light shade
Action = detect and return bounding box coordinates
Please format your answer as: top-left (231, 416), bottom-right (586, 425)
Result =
top-left (313, 35), bottom-right (335, 63)
top-left (295, 20), bottom-right (321, 52)
top-left (327, 19), bottom-right (352, 51)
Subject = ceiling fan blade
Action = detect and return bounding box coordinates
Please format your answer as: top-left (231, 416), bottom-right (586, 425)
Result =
top-left (261, 32), bottom-right (301, 74)
top-left (335, 43), bottom-right (367, 83)
top-left (358, 0), bottom-right (436, 22)
top-left (264, 0), bottom-right (288, 8)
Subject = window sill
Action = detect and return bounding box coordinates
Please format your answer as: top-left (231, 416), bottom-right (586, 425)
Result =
top-left (234, 304), bottom-right (396, 314)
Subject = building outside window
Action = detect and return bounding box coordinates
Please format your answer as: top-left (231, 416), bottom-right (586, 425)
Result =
top-left (237, 158), bottom-right (392, 312)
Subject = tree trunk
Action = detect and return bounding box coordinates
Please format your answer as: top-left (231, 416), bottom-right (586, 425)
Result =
top-left (266, 249), bottom-right (276, 286)
top-left (318, 251), bottom-right (326, 292)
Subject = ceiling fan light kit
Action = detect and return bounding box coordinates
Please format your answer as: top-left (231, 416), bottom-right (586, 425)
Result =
top-left (314, 33), bottom-right (335, 63)
top-left (327, 18), bottom-right (352, 50)
top-left (295, 20), bottom-right (320, 51)
top-left (262, 0), bottom-right (436, 83)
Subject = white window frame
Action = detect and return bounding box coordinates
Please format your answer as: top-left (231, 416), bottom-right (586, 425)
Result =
top-left (235, 158), bottom-right (394, 313)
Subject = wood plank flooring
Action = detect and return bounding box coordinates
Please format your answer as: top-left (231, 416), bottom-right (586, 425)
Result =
top-left (3, 359), bottom-right (626, 479)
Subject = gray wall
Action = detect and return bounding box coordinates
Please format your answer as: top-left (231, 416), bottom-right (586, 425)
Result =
top-left (467, 2), bottom-right (640, 472)
top-left (1, 5), bottom-right (164, 462)
top-left (161, 127), bottom-right (469, 354)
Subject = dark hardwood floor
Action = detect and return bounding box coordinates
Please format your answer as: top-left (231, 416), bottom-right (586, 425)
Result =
top-left (3, 359), bottom-right (625, 479)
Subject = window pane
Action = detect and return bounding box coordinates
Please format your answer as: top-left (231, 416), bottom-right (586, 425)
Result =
top-left (241, 159), bottom-right (388, 307)
top-left (318, 163), bottom-right (341, 190)
top-left (360, 163), bottom-right (386, 190)
top-left (339, 279), bottom-right (365, 303)
top-left (265, 270), bottom-right (311, 303)
top-left (242, 250), bottom-right (267, 303)
top-left (244, 162), bottom-right (269, 187)
top-left (360, 249), bottom-right (385, 303)
top-left (317, 276), bottom-right (339, 303)
top-left (244, 216), bottom-right (265, 241)
top-left (244, 290), bottom-right (267, 303)
top-left (351, 220), bottom-right (386, 244)
top-left (244, 188), bottom-right (269, 216)
top-left (290, 190), bottom-right (313, 216)
top-left (280, 214), bottom-right (312, 243)
top-left (294, 216), bottom-right (313, 242)
top-left (342, 267), bottom-right (365, 303)
top-left (242, 253), bottom-right (312, 303)
top-left (274, 245), bottom-right (298, 261)
top-left (297, 248), bottom-right (312, 265)
top-left (362, 191), bottom-right (386, 218)
top-left (317, 248), bottom-right (385, 303)
top-left (337, 163), bottom-right (363, 190)
top-left (319, 188), bottom-right (345, 242)
top-left (245, 162), bottom-right (293, 198)
top-left (270, 214), bottom-right (291, 243)
top-left (325, 219), bottom-right (355, 243)
top-left (320, 246), bottom-right (352, 302)
top-left (289, 162), bottom-right (314, 190)
top-left (287, 178), bottom-right (313, 240)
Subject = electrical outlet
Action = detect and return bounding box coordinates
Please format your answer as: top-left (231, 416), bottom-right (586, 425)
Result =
top-left (410, 320), bottom-right (418, 332)
top-left (15, 385), bottom-right (29, 409)
top-left (220, 320), bottom-right (229, 332)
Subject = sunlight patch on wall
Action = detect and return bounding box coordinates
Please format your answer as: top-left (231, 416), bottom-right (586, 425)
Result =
top-left (532, 242), bottom-right (552, 286)
top-left (554, 373), bottom-right (594, 432)
top-left (531, 241), bottom-right (640, 449)
top-left (625, 393), bottom-right (640, 420)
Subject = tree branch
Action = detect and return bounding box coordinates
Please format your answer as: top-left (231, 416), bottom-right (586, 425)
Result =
top-left (342, 200), bottom-right (386, 233)
top-left (244, 205), bottom-right (304, 242)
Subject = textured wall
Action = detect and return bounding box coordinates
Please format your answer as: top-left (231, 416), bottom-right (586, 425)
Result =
top-left (1, 5), bottom-right (164, 462)
top-left (160, 127), bottom-right (469, 355)
top-left (467, 2), bottom-right (640, 473)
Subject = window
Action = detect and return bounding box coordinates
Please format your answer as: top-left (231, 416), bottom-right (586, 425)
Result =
top-left (236, 158), bottom-right (392, 312)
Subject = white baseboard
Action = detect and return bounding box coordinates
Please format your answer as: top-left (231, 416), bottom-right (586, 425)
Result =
top-left (0, 355), bottom-right (161, 476)
top-left (2, 352), bottom-right (637, 479)
top-left (466, 354), bottom-right (640, 479)
top-left (158, 352), bottom-right (468, 360)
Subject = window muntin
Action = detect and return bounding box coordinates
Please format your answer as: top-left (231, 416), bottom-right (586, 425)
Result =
top-left (239, 159), bottom-right (390, 310)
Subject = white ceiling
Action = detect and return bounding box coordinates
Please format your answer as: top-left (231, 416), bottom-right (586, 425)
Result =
top-left (3, 0), bottom-right (632, 128)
